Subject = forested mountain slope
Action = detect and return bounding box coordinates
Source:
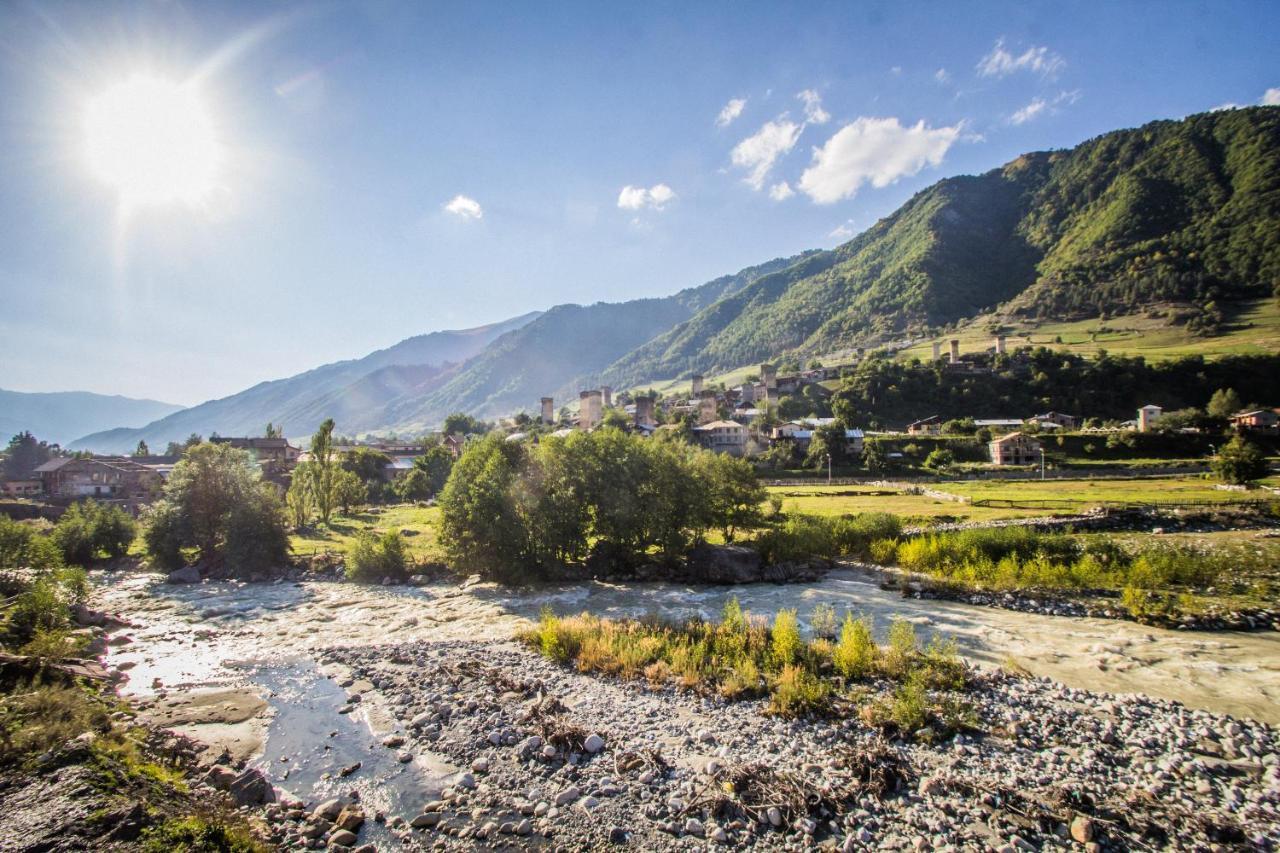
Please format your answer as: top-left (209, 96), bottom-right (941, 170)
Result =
top-left (604, 107), bottom-right (1280, 387)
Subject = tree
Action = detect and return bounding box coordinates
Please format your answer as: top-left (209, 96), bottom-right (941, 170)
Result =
top-left (690, 452), bottom-right (765, 542)
top-left (285, 476), bottom-right (312, 529)
top-left (341, 447), bottom-right (392, 501)
top-left (165, 442), bottom-right (184, 457)
top-left (396, 445), bottom-right (453, 500)
top-left (51, 500), bottom-right (136, 565)
top-left (264, 422), bottom-right (283, 439)
top-left (1207, 388), bottom-right (1243, 419)
top-left (923, 448), bottom-right (955, 471)
top-left (3, 432), bottom-right (60, 480)
top-left (133, 440), bottom-right (150, 457)
top-left (142, 442), bottom-right (289, 575)
top-left (805, 422), bottom-right (850, 470)
top-left (306, 419), bottom-right (339, 524)
top-left (438, 434), bottom-right (530, 580)
top-left (443, 412), bottom-right (487, 436)
top-left (862, 441), bottom-right (891, 474)
top-left (184, 433), bottom-right (203, 449)
top-left (333, 469), bottom-right (366, 514)
top-left (1212, 435), bottom-right (1269, 485)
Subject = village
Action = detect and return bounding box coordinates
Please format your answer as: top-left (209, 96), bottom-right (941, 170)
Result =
top-left (11, 334), bottom-right (1276, 520)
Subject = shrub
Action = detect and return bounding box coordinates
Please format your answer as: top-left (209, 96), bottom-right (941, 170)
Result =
top-left (768, 664), bottom-right (830, 716)
top-left (224, 487), bottom-right (291, 576)
top-left (0, 681), bottom-right (111, 767)
top-left (882, 618), bottom-right (917, 678)
top-left (345, 530), bottom-right (408, 583)
top-left (769, 609), bottom-right (802, 669)
top-left (809, 603), bottom-right (837, 640)
top-left (1212, 435), bottom-right (1269, 485)
top-left (51, 501), bottom-right (137, 565)
top-left (141, 816), bottom-right (264, 853)
top-left (833, 614), bottom-right (877, 679)
top-left (720, 657), bottom-right (762, 700)
top-left (4, 567), bottom-right (87, 649)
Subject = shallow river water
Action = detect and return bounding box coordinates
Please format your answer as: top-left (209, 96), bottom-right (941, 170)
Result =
top-left (91, 568), bottom-right (1280, 837)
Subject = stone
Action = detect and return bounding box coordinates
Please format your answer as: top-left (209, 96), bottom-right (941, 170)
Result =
top-left (767, 807), bottom-right (783, 827)
top-left (167, 565), bottom-right (201, 584)
top-left (335, 807), bottom-right (364, 832)
top-left (203, 765), bottom-right (237, 791)
top-left (410, 812), bottom-right (441, 828)
top-left (541, 744), bottom-right (558, 759)
top-left (710, 826), bottom-right (729, 843)
top-left (554, 786), bottom-right (580, 806)
top-left (382, 734), bottom-right (405, 748)
top-left (918, 775), bottom-right (945, 797)
top-left (313, 798), bottom-right (347, 821)
top-left (339, 762), bottom-right (361, 777)
top-left (1070, 815), bottom-right (1095, 844)
top-left (684, 817), bottom-right (705, 837)
top-left (228, 767), bottom-right (275, 807)
top-left (577, 796), bottom-right (600, 811)
top-left (471, 757), bottom-right (489, 773)
top-left (329, 828), bottom-right (358, 846)
top-left (680, 544), bottom-right (765, 584)
top-left (583, 733), bottom-right (605, 754)
top-left (457, 772), bottom-right (476, 789)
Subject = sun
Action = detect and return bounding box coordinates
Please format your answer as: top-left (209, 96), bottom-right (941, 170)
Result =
top-left (83, 74), bottom-right (223, 208)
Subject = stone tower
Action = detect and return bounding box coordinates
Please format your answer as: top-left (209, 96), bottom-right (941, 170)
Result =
top-left (579, 390), bottom-right (602, 430)
top-left (540, 397), bottom-right (555, 425)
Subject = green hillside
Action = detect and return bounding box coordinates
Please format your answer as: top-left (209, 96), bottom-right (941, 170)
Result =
top-left (602, 107), bottom-right (1280, 389)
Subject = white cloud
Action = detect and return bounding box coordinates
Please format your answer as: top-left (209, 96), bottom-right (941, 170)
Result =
top-left (1010, 98), bottom-right (1047, 125)
top-left (829, 219), bottom-right (857, 240)
top-left (769, 181), bottom-right (795, 201)
top-left (716, 97), bottom-right (747, 128)
top-left (797, 89), bottom-right (830, 125)
top-left (617, 183), bottom-right (676, 211)
top-left (977, 39), bottom-right (1065, 79)
top-left (890, 66), bottom-right (903, 76)
top-left (443, 194), bottom-right (482, 219)
top-left (731, 119), bottom-right (803, 190)
top-left (1263, 88), bottom-right (1280, 106)
top-left (798, 117), bottom-right (961, 204)
top-left (934, 68), bottom-right (951, 85)
top-left (1009, 90), bottom-right (1081, 125)
top-left (1211, 102), bottom-right (1242, 112)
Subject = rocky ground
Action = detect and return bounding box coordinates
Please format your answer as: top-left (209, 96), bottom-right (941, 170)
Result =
top-left (259, 639), bottom-right (1280, 852)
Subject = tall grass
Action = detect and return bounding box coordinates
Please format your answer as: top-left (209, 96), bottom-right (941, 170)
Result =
top-left (752, 512), bottom-right (902, 563)
top-left (520, 598), bottom-right (970, 734)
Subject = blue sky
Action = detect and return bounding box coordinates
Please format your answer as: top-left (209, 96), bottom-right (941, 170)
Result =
top-left (0, 0), bottom-right (1276, 406)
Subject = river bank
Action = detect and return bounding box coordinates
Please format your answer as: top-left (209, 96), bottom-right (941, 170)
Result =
top-left (86, 568), bottom-right (1280, 849)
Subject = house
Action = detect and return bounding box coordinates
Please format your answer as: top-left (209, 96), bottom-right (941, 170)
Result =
top-left (34, 456), bottom-right (164, 500)
top-left (974, 418), bottom-right (1024, 432)
top-left (693, 420), bottom-right (748, 456)
top-left (0, 479), bottom-right (41, 498)
top-left (989, 432), bottom-right (1042, 467)
top-left (1231, 409), bottom-right (1279, 433)
top-left (442, 434), bottom-right (466, 457)
top-left (210, 437), bottom-right (302, 465)
top-left (1029, 411), bottom-right (1079, 430)
top-left (1137, 404), bottom-right (1163, 432)
top-left (907, 416), bottom-right (942, 435)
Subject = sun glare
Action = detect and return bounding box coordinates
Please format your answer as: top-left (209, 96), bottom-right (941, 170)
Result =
top-left (83, 75), bottom-right (222, 208)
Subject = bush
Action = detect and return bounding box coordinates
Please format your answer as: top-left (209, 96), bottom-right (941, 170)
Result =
top-left (224, 486), bottom-right (291, 576)
top-left (51, 501), bottom-right (136, 565)
top-left (4, 567), bottom-right (88, 650)
top-left (141, 816), bottom-right (264, 853)
top-left (769, 609), bottom-right (802, 669)
top-left (833, 614), bottom-right (877, 679)
top-left (809, 603), bottom-right (837, 640)
top-left (345, 530), bottom-right (408, 583)
top-left (1212, 435), bottom-right (1270, 485)
top-left (768, 664), bottom-right (830, 716)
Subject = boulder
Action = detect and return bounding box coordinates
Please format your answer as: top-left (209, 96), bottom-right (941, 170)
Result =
top-left (583, 733), bottom-right (605, 754)
top-left (203, 765), bottom-right (237, 791)
top-left (167, 565), bottom-right (201, 584)
top-left (228, 767), bottom-right (275, 806)
top-left (681, 545), bottom-right (764, 584)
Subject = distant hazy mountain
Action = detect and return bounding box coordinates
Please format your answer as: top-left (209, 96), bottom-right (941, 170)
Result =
top-left (69, 313), bottom-right (540, 452)
top-left (383, 253), bottom-right (815, 428)
top-left (0, 389), bottom-right (184, 447)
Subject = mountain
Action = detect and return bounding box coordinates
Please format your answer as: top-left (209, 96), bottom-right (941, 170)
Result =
top-left (69, 313), bottom-right (540, 452)
top-left (0, 390), bottom-right (184, 447)
top-left (603, 107), bottom-right (1280, 387)
top-left (380, 253), bottom-right (815, 428)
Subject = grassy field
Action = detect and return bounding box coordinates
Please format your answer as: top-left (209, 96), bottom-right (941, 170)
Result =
top-left (937, 476), bottom-right (1273, 507)
top-left (289, 503), bottom-right (444, 561)
top-left (766, 485), bottom-right (1048, 524)
top-left (899, 299), bottom-right (1280, 363)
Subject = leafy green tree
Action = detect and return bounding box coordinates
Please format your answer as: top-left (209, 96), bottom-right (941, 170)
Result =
top-left (346, 530), bottom-right (408, 583)
top-left (805, 422), bottom-right (851, 470)
top-left (923, 448), bottom-right (955, 471)
top-left (306, 419), bottom-right (338, 524)
top-left (3, 432), bottom-right (59, 480)
top-left (264, 422), bottom-right (283, 438)
top-left (1212, 435), bottom-right (1270, 485)
top-left (341, 447), bottom-right (391, 502)
top-left (51, 500), bottom-right (136, 564)
top-left (133, 440), bottom-right (150, 457)
top-left (333, 469), bottom-right (366, 514)
top-left (443, 412), bottom-right (488, 436)
top-left (285, 476), bottom-right (312, 528)
top-left (862, 441), bottom-right (891, 474)
top-left (438, 434), bottom-right (530, 580)
top-left (142, 442), bottom-right (289, 575)
top-left (1207, 388), bottom-right (1243, 419)
top-left (412, 445), bottom-right (454, 495)
top-left (690, 451), bottom-right (764, 542)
